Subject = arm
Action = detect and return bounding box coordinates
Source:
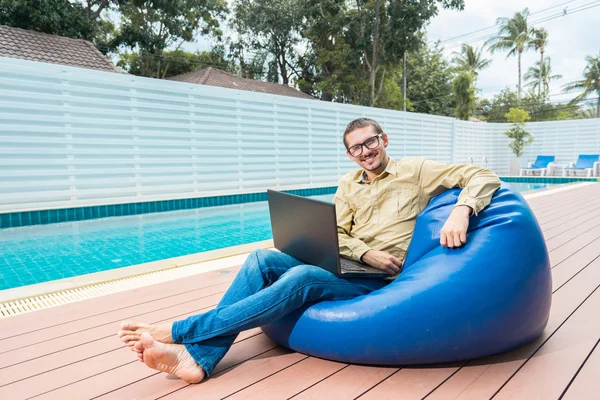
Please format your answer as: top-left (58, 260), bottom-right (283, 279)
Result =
top-left (418, 159), bottom-right (501, 248)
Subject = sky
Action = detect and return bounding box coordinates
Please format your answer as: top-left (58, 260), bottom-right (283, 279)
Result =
top-left (184, 0), bottom-right (599, 104)
top-left (425, 0), bottom-right (600, 102)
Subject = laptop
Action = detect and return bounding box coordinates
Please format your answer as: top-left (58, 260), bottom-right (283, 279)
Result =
top-left (267, 189), bottom-right (390, 278)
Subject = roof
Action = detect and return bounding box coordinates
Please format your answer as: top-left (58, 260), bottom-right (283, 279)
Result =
top-left (168, 67), bottom-right (315, 100)
top-left (0, 25), bottom-right (122, 73)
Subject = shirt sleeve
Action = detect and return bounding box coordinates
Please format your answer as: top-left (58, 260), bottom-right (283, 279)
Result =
top-left (417, 159), bottom-right (502, 216)
top-left (333, 184), bottom-right (372, 261)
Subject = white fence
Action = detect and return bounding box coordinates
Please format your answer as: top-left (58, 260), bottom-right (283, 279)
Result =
top-left (0, 56), bottom-right (599, 213)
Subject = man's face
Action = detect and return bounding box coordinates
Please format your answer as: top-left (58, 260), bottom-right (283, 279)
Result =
top-left (345, 126), bottom-right (389, 172)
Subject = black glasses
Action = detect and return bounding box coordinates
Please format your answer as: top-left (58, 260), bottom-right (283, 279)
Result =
top-left (347, 134), bottom-right (382, 157)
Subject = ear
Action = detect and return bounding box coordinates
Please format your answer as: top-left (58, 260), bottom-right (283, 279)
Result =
top-left (382, 133), bottom-right (389, 148)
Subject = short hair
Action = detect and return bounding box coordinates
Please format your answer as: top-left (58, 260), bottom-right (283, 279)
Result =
top-left (343, 118), bottom-right (383, 148)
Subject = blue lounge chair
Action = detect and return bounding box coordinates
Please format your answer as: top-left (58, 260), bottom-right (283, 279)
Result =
top-left (520, 155), bottom-right (555, 176)
top-left (563, 154), bottom-right (600, 177)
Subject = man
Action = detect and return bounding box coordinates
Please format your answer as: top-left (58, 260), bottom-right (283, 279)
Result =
top-left (118, 118), bottom-right (501, 383)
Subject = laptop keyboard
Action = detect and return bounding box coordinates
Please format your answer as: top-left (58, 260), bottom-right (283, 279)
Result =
top-left (340, 258), bottom-right (367, 272)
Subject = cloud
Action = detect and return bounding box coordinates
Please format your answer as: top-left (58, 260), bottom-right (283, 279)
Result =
top-left (426, 0), bottom-right (599, 100)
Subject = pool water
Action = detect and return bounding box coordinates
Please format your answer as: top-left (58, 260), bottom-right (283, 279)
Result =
top-left (0, 183), bottom-right (557, 290)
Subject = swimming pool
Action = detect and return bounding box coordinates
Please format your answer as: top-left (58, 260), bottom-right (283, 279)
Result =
top-left (0, 182), bottom-right (560, 290)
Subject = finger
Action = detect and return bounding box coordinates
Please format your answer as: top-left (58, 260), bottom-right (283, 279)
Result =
top-left (453, 231), bottom-right (462, 248)
top-left (440, 231), bottom-right (447, 247)
top-left (446, 234), bottom-right (455, 248)
top-left (384, 263), bottom-right (396, 275)
top-left (460, 230), bottom-right (467, 244)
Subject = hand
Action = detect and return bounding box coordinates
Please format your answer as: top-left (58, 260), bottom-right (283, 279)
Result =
top-left (440, 205), bottom-right (471, 248)
top-left (361, 250), bottom-right (402, 275)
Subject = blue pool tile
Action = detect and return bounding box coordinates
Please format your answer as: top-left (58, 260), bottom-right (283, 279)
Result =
top-left (21, 212), bottom-right (31, 226)
top-left (10, 213), bottom-right (21, 227)
top-left (0, 213), bottom-right (10, 228)
top-left (30, 211), bottom-right (41, 225)
top-left (48, 209), bottom-right (58, 223)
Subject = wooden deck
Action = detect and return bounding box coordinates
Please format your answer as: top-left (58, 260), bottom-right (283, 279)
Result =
top-left (1, 183), bottom-right (599, 400)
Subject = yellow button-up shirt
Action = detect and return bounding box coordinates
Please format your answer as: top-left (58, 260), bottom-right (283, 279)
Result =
top-left (334, 157), bottom-right (501, 271)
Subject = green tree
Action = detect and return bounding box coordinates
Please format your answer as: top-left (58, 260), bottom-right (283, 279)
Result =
top-left (524, 57), bottom-right (562, 98)
top-left (486, 8), bottom-right (532, 101)
top-left (528, 27), bottom-right (549, 97)
top-left (451, 44), bottom-right (491, 78)
top-left (478, 87), bottom-right (518, 122)
top-left (452, 71), bottom-right (475, 120)
top-left (404, 42), bottom-right (454, 115)
top-left (504, 107), bottom-right (533, 157)
top-left (114, 0), bottom-right (227, 79)
top-left (117, 47), bottom-right (236, 78)
top-left (232, 0), bottom-right (303, 85)
top-left (0, 0), bottom-right (122, 49)
top-left (300, 0), bottom-right (361, 101)
top-left (0, 0), bottom-right (96, 40)
top-left (348, 0), bottom-right (464, 106)
top-left (562, 51), bottom-right (600, 117)
top-left (481, 87), bottom-right (581, 122)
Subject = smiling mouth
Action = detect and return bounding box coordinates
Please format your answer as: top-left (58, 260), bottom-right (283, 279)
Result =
top-left (362, 154), bottom-right (376, 162)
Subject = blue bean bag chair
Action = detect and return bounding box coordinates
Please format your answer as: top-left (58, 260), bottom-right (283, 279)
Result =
top-left (261, 184), bottom-right (552, 365)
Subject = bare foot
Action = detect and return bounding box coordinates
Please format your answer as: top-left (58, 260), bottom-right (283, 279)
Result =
top-left (118, 321), bottom-right (173, 346)
top-left (139, 332), bottom-right (205, 384)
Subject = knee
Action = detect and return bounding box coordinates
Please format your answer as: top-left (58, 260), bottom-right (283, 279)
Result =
top-left (243, 249), bottom-right (283, 279)
top-left (284, 265), bottom-right (324, 280)
top-left (282, 265), bottom-right (332, 302)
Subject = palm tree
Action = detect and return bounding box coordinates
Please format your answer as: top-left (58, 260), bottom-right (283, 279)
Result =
top-left (528, 28), bottom-right (549, 96)
top-left (452, 44), bottom-right (492, 78)
top-left (486, 8), bottom-right (532, 101)
top-left (524, 57), bottom-right (562, 98)
top-left (562, 52), bottom-right (600, 118)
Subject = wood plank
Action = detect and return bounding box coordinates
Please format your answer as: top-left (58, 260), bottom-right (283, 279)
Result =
top-left (562, 339), bottom-right (600, 400)
top-left (493, 287), bottom-right (600, 399)
top-left (539, 203), bottom-right (600, 234)
top-left (552, 237), bottom-right (600, 291)
top-left (32, 331), bottom-right (273, 400)
top-left (528, 190), bottom-right (598, 216)
top-left (545, 213), bottom-right (600, 251)
top-left (291, 365), bottom-right (397, 400)
top-left (161, 351), bottom-right (309, 400)
top-left (532, 196), bottom-right (596, 218)
top-left (0, 296), bottom-right (226, 396)
top-left (0, 278), bottom-right (233, 354)
top-left (423, 257), bottom-right (600, 400)
top-left (0, 266), bottom-right (240, 340)
top-left (534, 199), bottom-right (600, 224)
top-left (224, 357), bottom-right (345, 400)
top-left (0, 289), bottom-right (225, 372)
top-left (91, 331), bottom-right (275, 400)
top-left (358, 362), bottom-right (466, 400)
top-left (0, 305), bottom-right (263, 390)
top-left (549, 225), bottom-right (600, 267)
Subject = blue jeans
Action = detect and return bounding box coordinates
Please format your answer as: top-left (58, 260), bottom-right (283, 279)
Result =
top-left (171, 249), bottom-right (387, 376)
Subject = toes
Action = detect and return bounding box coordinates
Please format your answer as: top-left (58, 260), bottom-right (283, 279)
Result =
top-left (120, 321), bottom-right (134, 330)
top-left (120, 335), bottom-right (141, 344)
top-left (140, 332), bottom-right (156, 349)
top-left (134, 338), bottom-right (145, 352)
